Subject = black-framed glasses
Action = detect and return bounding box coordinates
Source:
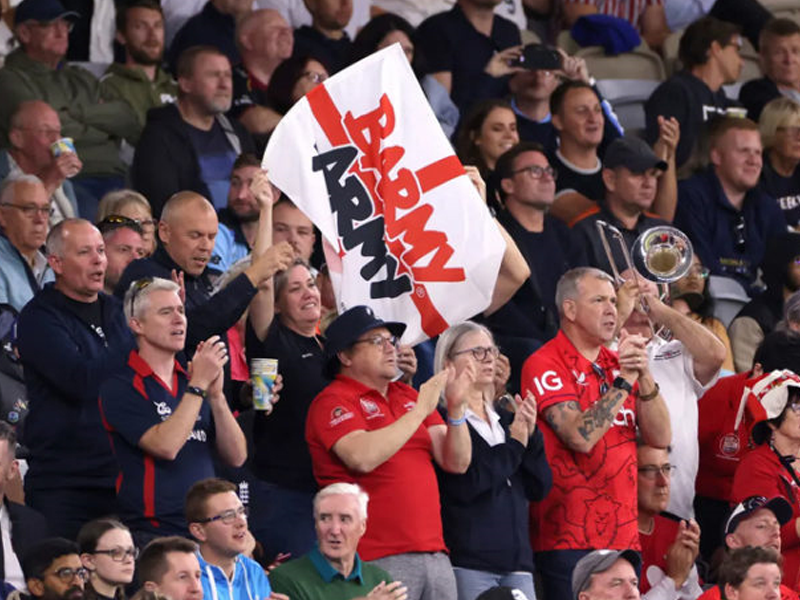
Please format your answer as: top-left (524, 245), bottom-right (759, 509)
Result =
top-left (733, 214), bottom-right (746, 253)
top-left (637, 464), bottom-right (675, 479)
top-left (97, 214), bottom-right (144, 236)
top-left (451, 345), bottom-right (500, 362)
top-left (591, 363), bottom-right (609, 395)
top-left (47, 567), bottom-right (89, 583)
top-left (128, 277), bottom-right (154, 316)
top-left (512, 165), bottom-right (557, 180)
top-left (196, 505), bottom-right (249, 525)
top-left (353, 334), bottom-right (398, 349)
top-left (1, 203), bottom-right (54, 218)
top-left (94, 547), bottom-right (139, 562)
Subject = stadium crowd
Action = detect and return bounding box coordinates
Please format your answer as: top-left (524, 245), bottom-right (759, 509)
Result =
top-left (1, 0), bottom-right (800, 600)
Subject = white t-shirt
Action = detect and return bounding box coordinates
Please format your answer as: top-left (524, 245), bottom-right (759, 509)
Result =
top-left (0, 504), bottom-right (25, 593)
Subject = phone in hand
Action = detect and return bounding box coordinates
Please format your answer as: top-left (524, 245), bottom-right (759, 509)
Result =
top-left (512, 44), bottom-right (562, 70)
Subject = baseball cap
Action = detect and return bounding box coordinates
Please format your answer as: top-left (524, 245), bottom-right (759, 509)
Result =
top-left (14, 0), bottom-right (79, 25)
top-left (572, 549), bottom-right (641, 600)
top-left (603, 137), bottom-right (667, 173)
top-left (725, 495), bottom-right (793, 536)
top-left (475, 587), bottom-right (530, 600)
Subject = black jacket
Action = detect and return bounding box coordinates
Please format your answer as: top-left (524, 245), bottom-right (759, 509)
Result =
top-left (131, 104), bottom-right (255, 217)
top-left (1, 499), bottom-right (48, 581)
top-left (739, 77), bottom-right (781, 123)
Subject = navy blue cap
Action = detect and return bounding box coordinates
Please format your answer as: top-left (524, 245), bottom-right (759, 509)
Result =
top-left (14, 0), bottom-right (79, 25)
top-left (324, 306), bottom-right (406, 378)
top-left (604, 136), bottom-right (667, 173)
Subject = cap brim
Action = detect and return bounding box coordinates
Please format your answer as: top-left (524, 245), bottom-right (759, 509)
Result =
top-left (765, 496), bottom-right (793, 526)
top-left (323, 319), bottom-right (407, 377)
top-left (573, 550), bottom-right (641, 600)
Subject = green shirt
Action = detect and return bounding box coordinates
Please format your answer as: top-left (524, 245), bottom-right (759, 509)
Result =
top-left (270, 547), bottom-right (392, 600)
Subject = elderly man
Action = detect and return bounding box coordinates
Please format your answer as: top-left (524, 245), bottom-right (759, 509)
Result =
top-left (675, 117), bottom-right (787, 292)
top-left (0, 101), bottom-right (80, 224)
top-left (0, 176), bottom-right (55, 311)
top-left (97, 216), bottom-right (145, 295)
top-left (572, 550), bottom-right (642, 600)
top-left (230, 9), bottom-right (294, 140)
top-left (270, 482), bottom-right (403, 600)
top-left (132, 46), bottom-right (255, 216)
top-left (138, 537), bottom-right (204, 600)
top-left (22, 538), bottom-right (88, 600)
top-left (521, 267), bottom-right (670, 600)
top-left (0, 0), bottom-right (139, 214)
top-left (740, 19), bottom-right (800, 121)
top-left (100, 0), bottom-right (178, 139)
top-left (16, 219), bottom-right (134, 538)
top-left (306, 305), bottom-right (472, 600)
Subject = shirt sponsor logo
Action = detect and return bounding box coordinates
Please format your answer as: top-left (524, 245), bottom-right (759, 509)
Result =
top-left (403, 401), bottom-right (415, 411)
top-left (572, 370), bottom-right (587, 386)
top-left (359, 398), bottom-right (384, 419)
top-left (613, 406), bottom-right (636, 428)
top-left (329, 406), bottom-right (354, 427)
top-left (188, 429), bottom-right (207, 442)
top-left (719, 433), bottom-right (740, 456)
top-left (530, 370), bottom-right (564, 395)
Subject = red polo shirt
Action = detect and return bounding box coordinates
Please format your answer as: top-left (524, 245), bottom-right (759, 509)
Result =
top-left (521, 331), bottom-right (639, 551)
top-left (305, 375), bottom-right (446, 561)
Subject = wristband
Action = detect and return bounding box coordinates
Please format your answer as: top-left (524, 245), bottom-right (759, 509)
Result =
top-left (447, 414), bottom-right (467, 426)
top-left (638, 383), bottom-right (660, 402)
top-left (185, 385), bottom-right (208, 400)
top-left (612, 376), bottom-right (633, 394)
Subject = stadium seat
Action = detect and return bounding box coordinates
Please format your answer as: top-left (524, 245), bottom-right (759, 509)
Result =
top-left (708, 275), bottom-right (751, 328)
top-left (595, 79), bottom-right (660, 132)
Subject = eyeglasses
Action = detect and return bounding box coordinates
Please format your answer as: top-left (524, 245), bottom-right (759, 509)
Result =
top-left (353, 334), bottom-right (398, 349)
top-left (725, 36), bottom-right (743, 51)
top-left (47, 567), bottom-right (89, 583)
top-left (1, 203), bottom-right (54, 218)
top-left (591, 363), bottom-right (609, 395)
top-left (778, 126), bottom-right (800, 138)
top-left (451, 345), bottom-right (500, 362)
top-left (787, 401), bottom-right (800, 415)
top-left (687, 266), bottom-right (710, 279)
top-left (733, 214), bottom-right (746, 253)
top-left (302, 71), bottom-right (327, 84)
top-left (638, 464), bottom-right (676, 479)
top-left (196, 505), bottom-right (249, 525)
top-left (511, 165), bottom-right (558, 180)
top-left (94, 547), bottom-right (139, 562)
top-left (128, 277), bottom-right (154, 317)
top-left (97, 214), bottom-right (145, 236)
top-left (27, 19), bottom-right (75, 33)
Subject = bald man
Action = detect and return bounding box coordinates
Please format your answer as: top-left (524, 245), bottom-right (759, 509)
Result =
top-left (231, 9), bottom-right (293, 138)
top-left (1, 100), bottom-right (82, 224)
top-left (16, 218), bottom-right (135, 538)
top-left (115, 191), bottom-right (293, 404)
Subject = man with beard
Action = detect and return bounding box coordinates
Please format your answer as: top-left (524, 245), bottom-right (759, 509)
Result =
top-left (132, 46), bottom-right (255, 217)
top-left (100, 0), bottom-right (178, 142)
top-left (22, 539), bottom-right (87, 600)
top-left (292, 0), bottom-right (353, 75)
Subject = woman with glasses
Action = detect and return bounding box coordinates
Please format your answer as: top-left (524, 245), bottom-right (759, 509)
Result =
top-left (432, 321), bottom-right (551, 600)
top-left (266, 55), bottom-right (330, 117)
top-left (78, 519), bottom-right (136, 600)
top-left (732, 370), bottom-right (800, 589)
top-left (670, 254), bottom-right (734, 372)
top-left (759, 97), bottom-right (800, 231)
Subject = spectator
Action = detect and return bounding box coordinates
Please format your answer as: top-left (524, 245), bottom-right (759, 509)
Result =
top-left (16, 219), bottom-right (134, 539)
top-left (0, 176), bottom-right (55, 312)
top-left (100, 0), bottom-right (178, 140)
top-left (185, 478), bottom-right (276, 600)
top-left (0, 0), bottom-right (139, 217)
top-left (645, 17), bottom-right (744, 171)
top-left (664, 1), bottom-right (772, 53)
top-left (725, 496), bottom-right (792, 557)
top-left (306, 305), bottom-right (472, 600)
top-left (617, 269), bottom-right (726, 519)
top-left (674, 117), bottom-right (786, 292)
top-left (740, 19), bottom-right (800, 122)
top-left (291, 0), bottom-right (353, 75)
top-left (434, 322), bottom-right (551, 600)
top-left (488, 142), bottom-right (581, 388)
top-left (230, 10), bottom-right (294, 143)
top-left (670, 255), bottom-right (735, 372)
top-left (758, 97), bottom-right (800, 230)
top-left (572, 550), bottom-right (642, 600)
top-left (138, 537), bottom-right (203, 600)
top-left (77, 519), bottom-right (137, 600)
top-left (1, 101), bottom-right (80, 225)
top-left (754, 291), bottom-right (800, 373)
top-left (167, 0), bottom-right (253, 76)
top-left (371, 0), bottom-right (527, 30)
top-left (269, 483), bottom-right (401, 600)
top-left (96, 190), bottom-right (157, 257)
top-left (97, 216), bottom-right (146, 296)
top-left (509, 49), bottom-right (622, 157)
top-left (99, 277), bottom-right (247, 541)
top-left (0, 422), bottom-right (47, 593)
top-left (271, 197), bottom-right (317, 263)
top-left (570, 136), bottom-right (670, 274)
top-left (132, 46), bottom-right (255, 216)
top-left (22, 539), bottom-right (88, 600)
top-left (266, 55), bottom-right (329, 116)
top-left (414, 0), bottom-right (522, 116)
top-left (732, 370), bottom-right (800, 588)
top-left (520, 267), bottom-right (670, 600)
top-left (710, 547), bottom-right (783, 600)
top-left (636, 441), bottom-right (702, 599)
top-left (561, 1), bottom-right (670, 51)
top-left (729, 234), bottom-right (800, 372)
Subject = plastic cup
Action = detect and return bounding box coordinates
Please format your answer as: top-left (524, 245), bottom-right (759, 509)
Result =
top-left (251, 358), bottom-right (278, 413)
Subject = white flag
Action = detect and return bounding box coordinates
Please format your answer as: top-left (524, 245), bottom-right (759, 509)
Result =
top-left (264, 44), bottom-right (505, 345)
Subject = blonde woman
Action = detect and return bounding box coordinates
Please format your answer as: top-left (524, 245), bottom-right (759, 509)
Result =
top-left (759, 97), bottom-right (800, 230)
top-left (97, 189), bottom-right (157, 255)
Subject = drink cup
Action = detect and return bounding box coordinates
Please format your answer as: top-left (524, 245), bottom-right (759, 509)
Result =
top-left (251, 358), bottom-right (278, 413)
top-left (51, 137), bottom-right (76, 158)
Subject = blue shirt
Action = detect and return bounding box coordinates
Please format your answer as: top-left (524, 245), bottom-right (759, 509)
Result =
top-left (185, 120), bottom-right (238, 210)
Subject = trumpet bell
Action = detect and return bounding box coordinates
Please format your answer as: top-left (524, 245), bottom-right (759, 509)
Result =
top-left (632, 226), bottom-right (693, 283)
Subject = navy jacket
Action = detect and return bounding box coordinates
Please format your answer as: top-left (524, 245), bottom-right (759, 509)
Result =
top-left (438, 409), bottom-right (551, 573)
top-left (16, 285), bottom-right (134, 490)
top-left (739, 77), bottom-right (781, 123)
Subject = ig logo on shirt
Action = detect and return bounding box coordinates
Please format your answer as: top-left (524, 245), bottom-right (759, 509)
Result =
top-left (529, 371), bottom-right (563, 396)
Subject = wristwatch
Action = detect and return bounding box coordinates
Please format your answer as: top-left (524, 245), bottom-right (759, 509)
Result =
top-left (612, 377), bottom-right (633, 394)
top-left (185, 385), bottom-right (208, 400)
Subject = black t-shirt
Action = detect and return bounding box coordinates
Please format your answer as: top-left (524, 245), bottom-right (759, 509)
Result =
top-left (551, 150), bottom-right (605, 202)
top-left (245, 319), bottom-right (327, 492)
top-left (760, 157), bottom-right (800, 229)
top-left (229, 64), bottom-right (270, 120)
top-left (292, 26), bottom-right (352, 74)
top-left (62, 295), bottom-right (107, 346)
